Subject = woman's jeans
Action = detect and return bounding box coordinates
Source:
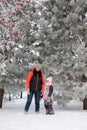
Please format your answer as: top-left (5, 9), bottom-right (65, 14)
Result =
top-left (24, 90), bottom-right (40, 112)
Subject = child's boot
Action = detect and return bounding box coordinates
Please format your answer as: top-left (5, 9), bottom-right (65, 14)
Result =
top-left (46, 109), bottom-right (49, 114)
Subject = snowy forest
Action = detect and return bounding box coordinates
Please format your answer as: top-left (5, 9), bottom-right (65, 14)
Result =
top-left (0, 0), bottom-right (87, 107)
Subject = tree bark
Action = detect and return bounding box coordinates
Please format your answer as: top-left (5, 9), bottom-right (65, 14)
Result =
top-left (0, 88), bottom-right (4, 108)
top-left (83, 97), bottom-right (87, 110)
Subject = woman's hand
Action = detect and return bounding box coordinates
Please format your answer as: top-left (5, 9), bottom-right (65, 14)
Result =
top-left (27, 88), bottom-right (30, 95)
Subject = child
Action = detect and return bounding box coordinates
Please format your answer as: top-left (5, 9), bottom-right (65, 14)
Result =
top-left (43, 77), bottom-right (54, 115)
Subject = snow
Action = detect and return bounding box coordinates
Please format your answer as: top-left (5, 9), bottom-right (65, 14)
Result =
top-left (0, 99), bottom-right (87, 130)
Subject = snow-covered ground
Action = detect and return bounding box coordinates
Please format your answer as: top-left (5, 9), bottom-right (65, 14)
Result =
top-left (0, 98), bottom-right (87, 130)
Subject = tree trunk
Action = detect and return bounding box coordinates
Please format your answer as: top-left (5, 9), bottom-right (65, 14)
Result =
top-left (83, 97), bottom-right (87, 110)
top-left (0, 88), bottom-right (4, 108)
top-left (20, 91), bottom-right (22, 98)
top-left (9, 94), bottom-right (11, 101)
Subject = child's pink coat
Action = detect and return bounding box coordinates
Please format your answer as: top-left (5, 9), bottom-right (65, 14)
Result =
top-left (43, 77), bottom-right (54, 101)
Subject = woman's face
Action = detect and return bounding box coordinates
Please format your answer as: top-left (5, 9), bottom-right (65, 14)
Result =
top-left (35, 64), bottom-right (41, 71)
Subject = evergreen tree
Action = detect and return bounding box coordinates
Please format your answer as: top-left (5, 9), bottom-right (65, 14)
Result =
top-left (38, 0), bottom-right (87, 105)
top-left (0, 0), bottom-right (45, 94)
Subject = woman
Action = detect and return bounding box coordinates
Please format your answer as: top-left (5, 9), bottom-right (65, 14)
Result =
top-left (24, 64), bottom-right (44, 113)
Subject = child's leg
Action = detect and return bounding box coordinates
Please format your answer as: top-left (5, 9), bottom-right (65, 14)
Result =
top-left (48, 102), bottom-right (54, 114)
top-left (49, 107), bottom-right (54, 114)
top-left (46, 108), bottom-right (49, 114)
top-left (44, 100), bottom-right (49, 114)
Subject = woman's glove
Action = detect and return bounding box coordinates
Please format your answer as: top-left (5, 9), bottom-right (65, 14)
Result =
top-left (27, 89), bottom-right (30, 95)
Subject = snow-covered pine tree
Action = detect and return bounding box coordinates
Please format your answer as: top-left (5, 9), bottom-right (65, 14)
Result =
top-left (37, 0), bottom-right (87, 106)
top-left (0, 0), bottom-right (87, 108)
top-left (0, 0), bottom-right (45, 95)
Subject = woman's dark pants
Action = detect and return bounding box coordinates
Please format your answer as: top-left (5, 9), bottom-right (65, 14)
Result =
top-left (24, 90), bottom-right (40, 112)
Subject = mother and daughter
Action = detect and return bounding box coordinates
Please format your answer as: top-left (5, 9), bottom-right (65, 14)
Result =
top-left (24, 63), bottom-right (54, 115)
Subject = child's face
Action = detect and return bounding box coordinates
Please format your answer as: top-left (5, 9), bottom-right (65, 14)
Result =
top-left (46, 80), bottom-right (50, 85)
